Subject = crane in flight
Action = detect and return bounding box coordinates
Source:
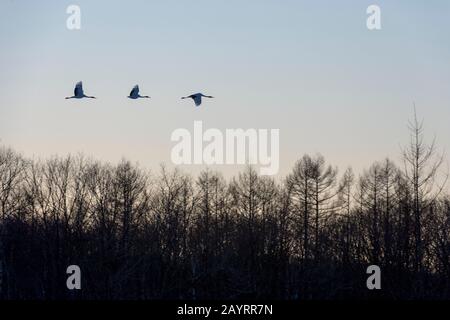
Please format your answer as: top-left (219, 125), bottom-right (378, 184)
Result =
top-left (65, 82), bottom-right (96, 99)
top-left (181, 93), bottom-right (214, 107)
top-left (128, 85), bottom-right (150, 99)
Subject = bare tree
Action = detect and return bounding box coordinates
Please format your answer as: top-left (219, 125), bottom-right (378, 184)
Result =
top-left (309, 154), bottom-right (338, 258)
top-left (0, 147), bottom-right (26, 298)
top-left (401, 108), bottom-right (447, 274)
top-left (338, 167), bottom-right (354, 266)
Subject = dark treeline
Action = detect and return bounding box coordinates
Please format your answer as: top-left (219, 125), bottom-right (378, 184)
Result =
top-left (0, 116), bottom-right (449, 300)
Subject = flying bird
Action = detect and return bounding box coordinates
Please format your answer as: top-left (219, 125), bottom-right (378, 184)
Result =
top-left (65, 82), bottom-right (96, 99)
top-left (128, 85), bottom-right (150, 99)
top-left (181, 93), bottom-right (214, 107)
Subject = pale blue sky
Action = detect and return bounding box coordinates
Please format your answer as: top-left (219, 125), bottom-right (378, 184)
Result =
top-left (1, 0), bottom-right (449, 178)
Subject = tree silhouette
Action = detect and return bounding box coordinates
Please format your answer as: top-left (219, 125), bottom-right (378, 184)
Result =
top-left (0, 115), bottom-right (449, 300)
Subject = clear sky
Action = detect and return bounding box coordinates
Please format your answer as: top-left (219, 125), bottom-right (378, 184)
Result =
top-left (1, 0), bottom-right (449, 178)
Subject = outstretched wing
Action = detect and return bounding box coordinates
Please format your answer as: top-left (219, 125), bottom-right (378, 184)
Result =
top-left (192, 94), bottom-right (202, 106)
top-left (130, 85), bottom-right (139, 97)
top-left (74, 82), bottom-right (83, 97)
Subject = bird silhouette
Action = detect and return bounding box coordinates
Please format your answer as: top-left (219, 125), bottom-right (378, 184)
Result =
top-left (181, 93), bottom-right (214, 107)
top-left (128, 85), bottom-right (150, 99)
top-left (65, 82), bottom-right (96, 99)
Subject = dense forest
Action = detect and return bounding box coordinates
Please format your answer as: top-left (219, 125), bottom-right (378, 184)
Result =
top-left (0, 115), bottom-right (449, 300)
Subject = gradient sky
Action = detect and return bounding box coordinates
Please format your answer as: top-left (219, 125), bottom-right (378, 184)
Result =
top-left (1, 0), bottom-right (449, 179)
